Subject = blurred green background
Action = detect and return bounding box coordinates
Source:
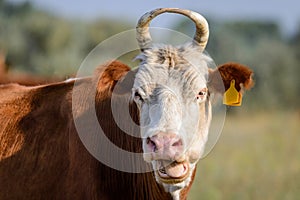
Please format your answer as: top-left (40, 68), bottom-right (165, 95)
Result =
top-left (0, 0), bottom-right (299, 199)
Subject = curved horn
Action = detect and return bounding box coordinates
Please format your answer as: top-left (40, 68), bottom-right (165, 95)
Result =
top-left (136, 8), bottom-right (209, 51)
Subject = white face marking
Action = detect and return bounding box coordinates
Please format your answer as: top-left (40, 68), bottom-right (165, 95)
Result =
top-left (133, 43), bottom-right (213, 192)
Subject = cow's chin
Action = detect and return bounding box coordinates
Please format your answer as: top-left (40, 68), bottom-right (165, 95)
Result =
top-left (152, 160), bottom-right (192, 190)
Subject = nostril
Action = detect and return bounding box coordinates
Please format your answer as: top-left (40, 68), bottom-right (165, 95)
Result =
top-left (146, 137), bottom-right (157, 151)
top-left (171, 139), bottom-right (183, 147)
top-left (145, 133), bottom-right (184, 161)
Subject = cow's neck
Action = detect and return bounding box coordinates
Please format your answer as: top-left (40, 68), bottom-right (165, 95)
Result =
top-left (94, 93), bottom-right (172, 199)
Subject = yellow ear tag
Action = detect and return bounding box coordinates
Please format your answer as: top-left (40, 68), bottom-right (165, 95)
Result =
top-left (223, 79), bottom-right (242, 106)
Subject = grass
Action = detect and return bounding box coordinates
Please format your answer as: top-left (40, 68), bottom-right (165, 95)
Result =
top-left (189, 110), bottom-right (300, 200)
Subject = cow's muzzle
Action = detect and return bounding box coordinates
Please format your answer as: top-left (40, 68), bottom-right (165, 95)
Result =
top-left (156, 160), bottom-right (190, 184)
top-left (145, 132), bottom-right (184, 161)
top-left (143, 132), bottom-right (190, 183)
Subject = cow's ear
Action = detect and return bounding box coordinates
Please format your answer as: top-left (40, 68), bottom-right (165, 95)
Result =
top-left (95, 60), bottom-right (131, 93)
top-left (208, 62), bottom-right (254, 106)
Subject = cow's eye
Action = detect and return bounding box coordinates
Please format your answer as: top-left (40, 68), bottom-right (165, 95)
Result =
top-left (134, 91), bottom-right (144, 102)
top-left (199, 91), bottom-right (206, 96)
top-left (196, 88), bottom-right (207, 101)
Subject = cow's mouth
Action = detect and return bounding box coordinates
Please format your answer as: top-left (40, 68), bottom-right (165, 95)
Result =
top-left (156, 161), bottom-right (190, 184)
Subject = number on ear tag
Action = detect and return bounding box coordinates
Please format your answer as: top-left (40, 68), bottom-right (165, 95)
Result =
top-left (223, 79), bottom-right (242, 106)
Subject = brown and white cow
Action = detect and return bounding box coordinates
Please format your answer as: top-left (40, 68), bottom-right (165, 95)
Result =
top-left (0, 8), bottom-right (253, 200)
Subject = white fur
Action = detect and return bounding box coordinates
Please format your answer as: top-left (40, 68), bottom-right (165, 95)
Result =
top-left (64, 77), bottom-right (80, 83)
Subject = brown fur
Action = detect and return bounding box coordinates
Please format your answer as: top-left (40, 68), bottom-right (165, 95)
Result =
top-left (0, 60), bottom-right (252, 199)
top-left (208, 62), bottom-right (254, 94)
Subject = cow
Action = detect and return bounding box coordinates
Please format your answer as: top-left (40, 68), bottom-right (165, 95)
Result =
top-left (0, 52), bottom-right (63, 86)
top-left (0, 51), bottom-right (9, 77)
top-left (0, 8), bottom-right (253, 200)
top-left (0, 73), bottom-right (62, 86)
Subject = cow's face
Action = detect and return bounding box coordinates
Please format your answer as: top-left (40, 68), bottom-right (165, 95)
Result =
top-left (133, 44), bottom-right (212, 192)
top-left (131, 7), bottom-right (253, 198)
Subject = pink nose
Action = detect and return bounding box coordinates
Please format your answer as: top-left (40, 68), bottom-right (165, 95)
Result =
top-left (146, 132), bottom-right (183, 160)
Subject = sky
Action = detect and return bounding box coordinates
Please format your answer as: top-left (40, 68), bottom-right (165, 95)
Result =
top-left (7, 0), bottom-right (300, 36)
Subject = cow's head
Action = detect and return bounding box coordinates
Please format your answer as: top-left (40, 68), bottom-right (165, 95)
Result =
top-left (132, 8), bottom-right (253, 195)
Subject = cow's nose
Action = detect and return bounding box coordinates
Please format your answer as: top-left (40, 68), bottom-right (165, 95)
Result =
top-left (146, 132), bottom-right (183, 160)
